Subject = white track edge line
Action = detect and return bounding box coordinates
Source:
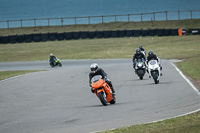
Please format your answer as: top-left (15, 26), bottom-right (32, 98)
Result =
top-left (171, 63), bottom-right (200, 95)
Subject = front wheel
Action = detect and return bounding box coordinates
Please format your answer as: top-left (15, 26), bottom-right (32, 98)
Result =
top-left (110, 95), bottom-right (116, 104)
top-left (98, 92), bottom-right (108, 106)
top-left (152, 71), bottom-right (159, 84)
top-left (58, 63), bottom-right (62, 67)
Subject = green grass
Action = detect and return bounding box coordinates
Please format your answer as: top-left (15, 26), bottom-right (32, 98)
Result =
top-left (0, 19), bottom-right (200, 36)
top-left (100, 111), bottom-right (200, 133)
top-left (177, 57), bottom-right (200, 80)
top-left (0, 70), bottom-right (42, 81)
top-left (0, 35), bottom-right (200, 62)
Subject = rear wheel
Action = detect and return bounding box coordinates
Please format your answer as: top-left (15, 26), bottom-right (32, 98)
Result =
top-left (98, 92), bottom-right (108, 106)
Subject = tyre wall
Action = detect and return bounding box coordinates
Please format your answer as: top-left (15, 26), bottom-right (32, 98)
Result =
top-left (0, 29), bottom-right (199, 44)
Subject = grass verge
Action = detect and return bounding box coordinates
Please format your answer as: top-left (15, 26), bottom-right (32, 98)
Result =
top-left (0, 35), bottom-right (200, 62)
top-left (0, 70), bottom-right (43, 81)
top-left (99, 111), bottom-right (200, 133)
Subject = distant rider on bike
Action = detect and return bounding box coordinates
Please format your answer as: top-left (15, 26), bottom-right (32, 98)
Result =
top-left (89, 63), bottom-right (115, 95)
top-left (49, 53), bottom-right (57, 63)
top-left (146, 50), bottom-right (162, 75)
top-left (132, 48), bottom-right (146, 71)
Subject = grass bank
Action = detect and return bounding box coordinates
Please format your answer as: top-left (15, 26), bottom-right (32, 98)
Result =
top-left (0, 19), bottom-right (200, 36)
top-left (99, 111), bottom-right (200, 133)
top-left (0, 70), bottom-right (42, 81)
top-left (0, 36), bottom-right (199, 62)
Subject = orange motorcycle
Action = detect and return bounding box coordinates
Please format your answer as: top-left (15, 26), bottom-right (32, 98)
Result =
top-left (91, 75), bottom-right (116, 106)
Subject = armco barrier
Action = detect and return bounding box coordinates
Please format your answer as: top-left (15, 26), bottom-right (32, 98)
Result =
top-left (57, 33), bottom-right (65, 40)
top-left (80, 31), bottom-right (88, 39)
top-left (33, 34), bottom-right (42, 42)
top-left (9, 35), bottom-right (17, 43)
top-left (41, 34), bottom-right (48, 42)
top-left (103, 31), bottom-right (111, 38)
top-left (190, 29), bottom-right (199, 35)
top-left (25, 34), bottom-right (33, 43)
top-left (48, 33), bottom-right (57, 41)
top-left (17, 35), bottom-right (25, 43)
top-left (88, 31), bottom-right (96, 39)
top-left (65, 32), bottom-right (72, 40)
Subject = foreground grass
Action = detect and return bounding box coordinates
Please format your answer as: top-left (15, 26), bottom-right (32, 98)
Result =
top-left (100, 111), bottom-right (200, 133)
top-left (0, 70), bottom-right (42, 81)
top-left (0, 19), bottom-right (200, 36)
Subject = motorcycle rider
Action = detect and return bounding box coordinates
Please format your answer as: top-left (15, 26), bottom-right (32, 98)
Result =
top-left (49, 53), bottom-right (57, 63)
top-left (146, 50), bottom-right (162, 75)
top-left (139, 44), bottom-right (145, 51)
top-left (132, 48), bottom-right (146, 71)
top-left (89, 63), bottom-right (115, 95)
top-left (139, 44), bottom-right (146, 56)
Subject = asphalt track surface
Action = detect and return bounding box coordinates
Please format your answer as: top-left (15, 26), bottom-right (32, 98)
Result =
top-left (0, 59), bottom-right (200, 133)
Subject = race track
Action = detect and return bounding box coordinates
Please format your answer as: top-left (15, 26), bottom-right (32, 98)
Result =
top-left (0, 59), bottom-right (200, 133)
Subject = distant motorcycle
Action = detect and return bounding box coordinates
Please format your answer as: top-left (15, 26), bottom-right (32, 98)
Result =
top-left (49, 58), bottom-right (62, 67)
top-left (147, 60), bottom-right (161, 84)
top-left (91, 75), bottom-right (116, 106)
top-left (135, 58), bottom-right (146, 80)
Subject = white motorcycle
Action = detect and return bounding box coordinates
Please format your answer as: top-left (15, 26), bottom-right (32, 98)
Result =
top-left (147, 59), bottom-right (161, 84)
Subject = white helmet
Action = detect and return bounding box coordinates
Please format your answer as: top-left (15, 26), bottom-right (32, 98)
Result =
top-left (90, 63), bottom-right (99, 73)
top-left (50, 53), bottom-right (53, 56)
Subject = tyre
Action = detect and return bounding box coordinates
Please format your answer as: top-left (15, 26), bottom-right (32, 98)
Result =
top-left (58, 63), bottom-right (62, 67)
top-left (50, 63), bottom-right (54, 67)
top-left (138, 69), bottom-right (144, 80)
top-left (152, 71), bottom-right (159, 84)
top-left (110, 95), bottom-right (116, 104)
top-left (98, 92), bottom-right (108, 106)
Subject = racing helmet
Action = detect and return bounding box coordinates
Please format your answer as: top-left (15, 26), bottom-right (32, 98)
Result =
top-left (139, 44), bottom-right (143, 49)
top-left (136, 48), bottom-right (141, 54)
top-left (50, 53), bottom-right (54, 56)
top-left (90, 63), bottom-right (99, 73)
top-left (148, 50), bottom-right (154, 57)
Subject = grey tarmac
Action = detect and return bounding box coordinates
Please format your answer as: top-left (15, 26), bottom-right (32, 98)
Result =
top-left (0, 59), bottom-right (200, 133)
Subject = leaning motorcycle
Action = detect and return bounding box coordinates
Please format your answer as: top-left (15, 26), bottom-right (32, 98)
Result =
top-left (147, 60), bottom-right (161, 84)
top-left (49, 58), bottom-right (62, 67)
top-left (91, 75), bottom-right (116, 106)
top-left (135, 59), bottom-right (146, 80)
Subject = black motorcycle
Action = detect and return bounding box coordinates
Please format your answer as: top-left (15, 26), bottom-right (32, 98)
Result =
top-left (134, 58), bottom-right (146, 80)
